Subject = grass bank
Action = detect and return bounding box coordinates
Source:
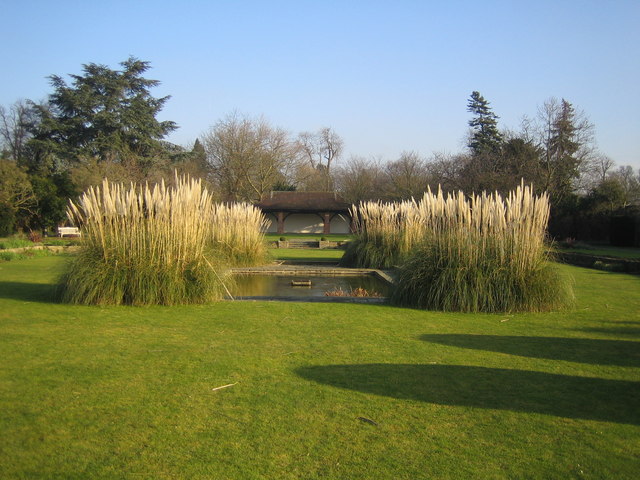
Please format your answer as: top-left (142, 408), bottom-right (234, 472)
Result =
top-left (0, 255), bottom-right (638, 479)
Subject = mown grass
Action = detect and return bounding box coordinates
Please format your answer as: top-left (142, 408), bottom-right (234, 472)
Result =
top-left (0, 254), bottom-right (639, 479)
top-left (268, 248), bottom-right (344, 263)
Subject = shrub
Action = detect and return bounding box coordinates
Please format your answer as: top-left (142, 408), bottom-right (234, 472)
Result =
top-left (28, 231), bottom-right (42, 243)
top-left (0, 251), bottom-right (16, 261)
top-left (0, 204), bottom-right (16, 237)
top-left (0, 235), bottom-right (32, 250)
top-left (593, 260), bottom-right (625, 272)
top-left (59, 175), bottom-right (230, 306)
top-left (0, 249), bottom-right (53, 262)
top-left (391, 184), bottom-right (574, 312)
top-left (280, 236), bottom-right (286, 241)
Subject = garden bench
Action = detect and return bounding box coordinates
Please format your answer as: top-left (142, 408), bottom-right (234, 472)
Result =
top-left (57, 227), bottom-right (81, 237)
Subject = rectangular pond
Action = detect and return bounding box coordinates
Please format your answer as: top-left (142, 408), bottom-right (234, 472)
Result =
top-left (230, 274), bottom-right (391, 299)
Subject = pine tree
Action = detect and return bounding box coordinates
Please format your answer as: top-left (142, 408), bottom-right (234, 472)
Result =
top-left (467, 91), bottom-right (503, 156)
top-left (546, 99), bottom-right (581, 203)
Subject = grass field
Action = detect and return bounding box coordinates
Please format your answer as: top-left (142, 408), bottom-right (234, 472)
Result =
top-left (0, 255), bottom-right (639, 479)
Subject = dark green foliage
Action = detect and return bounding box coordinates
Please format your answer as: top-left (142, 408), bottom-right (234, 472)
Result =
top-left (583, 178), bottom-right (627, 214)
top-left (28, 172), bottom-right (78, 230)
top-left (467, 91), bottom-right (502, 156)
top-left (272, 181), bottom-right (297, 191)
top-left (0, 204), bottom-right (16, 236)
top-left (610, 213), bottom-right (638, 247)
top-left (540, 99), bottom-right (590, 207)
top-left (0, 159), bottom-right (35, 233)
top-left (27, 57), bottom-right (177, 172)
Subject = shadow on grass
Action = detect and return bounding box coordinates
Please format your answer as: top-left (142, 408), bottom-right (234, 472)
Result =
top-left (296, 364), bottom-right (640, 425)
top-left (577, 327), bottom-right (640, 337)
top-left (420, 334), bottom-right (640, 367)
top-left (0, 281), bottom-right (58, 303)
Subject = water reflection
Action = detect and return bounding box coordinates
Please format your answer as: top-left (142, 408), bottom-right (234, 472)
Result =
top-left (231, 275), bottom-right (390, 297)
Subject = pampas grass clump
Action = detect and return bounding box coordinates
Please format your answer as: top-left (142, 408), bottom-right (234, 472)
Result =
top-left (59, 175), bottom-right (228, 305)
top-left (342, 200), bottom-right (424, 268)
top-left (211, 203), bottom-right (269, 266)
top-left (391, 184), bottom-right (574, 312)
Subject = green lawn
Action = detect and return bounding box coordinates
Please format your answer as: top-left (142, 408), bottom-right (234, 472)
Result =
top-left (268, 247), bottom-right (344, 263)
top-left (0, 255), bottom-right (639, 479)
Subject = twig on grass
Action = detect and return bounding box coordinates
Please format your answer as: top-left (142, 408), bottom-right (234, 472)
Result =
top-left (357, 416), bottom-right (379, 426)
top-left (212, 382), bottom-right (237, 392)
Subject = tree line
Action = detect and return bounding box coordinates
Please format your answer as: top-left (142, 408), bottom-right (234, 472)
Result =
top-left (1, 58), bottom-right (639, 237)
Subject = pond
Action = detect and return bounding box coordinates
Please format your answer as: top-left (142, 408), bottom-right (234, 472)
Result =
top-left (230, 274), bottom-right (392, 298)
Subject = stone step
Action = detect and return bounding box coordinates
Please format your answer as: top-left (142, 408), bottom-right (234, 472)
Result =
top-left (285, 240), bottom-right (320, 249)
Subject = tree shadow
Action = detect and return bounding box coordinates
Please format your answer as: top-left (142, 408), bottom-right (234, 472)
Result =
top-left (0, 281), bottom-right (58, 303)
top-left (296, 364), bottom-right (640, 425)
top-left (420, 334), bottom-right (640, 367)
top-left (576, 327), bottom-right (640, 337)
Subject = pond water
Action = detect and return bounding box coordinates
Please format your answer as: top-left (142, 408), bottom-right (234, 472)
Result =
top-left (231, 274), bottom-right (391, 298)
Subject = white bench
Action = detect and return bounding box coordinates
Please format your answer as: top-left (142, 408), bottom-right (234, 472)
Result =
top-left (57, 227), bottom-right (81, 237)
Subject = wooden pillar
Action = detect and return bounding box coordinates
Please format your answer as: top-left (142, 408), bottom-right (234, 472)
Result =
top-left (277, 211), bottom-right (285, 234)
top-left (323, 212), bottom-right (331, 234)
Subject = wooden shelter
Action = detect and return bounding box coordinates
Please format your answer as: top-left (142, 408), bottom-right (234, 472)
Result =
top-left (256, 191), bottom-right (352, 234)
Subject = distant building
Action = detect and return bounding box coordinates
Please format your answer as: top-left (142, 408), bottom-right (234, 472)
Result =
top-left (255, 191), bottom-right (352, 234)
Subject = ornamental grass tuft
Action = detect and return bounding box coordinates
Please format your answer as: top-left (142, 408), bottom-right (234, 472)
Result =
top-left (210, 202), bottom-right (269, 266)
top-left (390, 184), bottom-right (574, 312)
top-left (59, 175), bottom-right (229, 306)
top-left (341, 199), bottom-right (423, 268)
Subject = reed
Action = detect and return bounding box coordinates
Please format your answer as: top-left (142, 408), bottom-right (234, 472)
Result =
top-left (59, 175), bottom-right (229, 305)
top-left (210, 203), bottom-right (269, 266)
top-left (391, 184), bottom-right (573, 312)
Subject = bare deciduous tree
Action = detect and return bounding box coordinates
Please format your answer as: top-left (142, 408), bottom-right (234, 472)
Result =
top-left (201, 113), bottom-right (297, 201)
top-left (295, 127), bottom-right (343, 190)
top-left (0, 99), bottom-right (34, 164)
top-left (335, 155), bottom-right (386, 203)
top-left (384, 151), bottom-right (430, 200)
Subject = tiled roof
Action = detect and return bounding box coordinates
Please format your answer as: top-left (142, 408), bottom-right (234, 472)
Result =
top-left (256, 191), bottom-right (351, 213)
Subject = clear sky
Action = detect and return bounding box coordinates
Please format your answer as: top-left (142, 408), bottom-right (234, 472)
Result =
top-left (2, 0), bottom-right (639, 168)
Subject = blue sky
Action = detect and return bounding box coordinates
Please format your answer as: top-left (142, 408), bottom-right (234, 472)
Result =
top-left (2, 0), bottom-right (639, 167)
